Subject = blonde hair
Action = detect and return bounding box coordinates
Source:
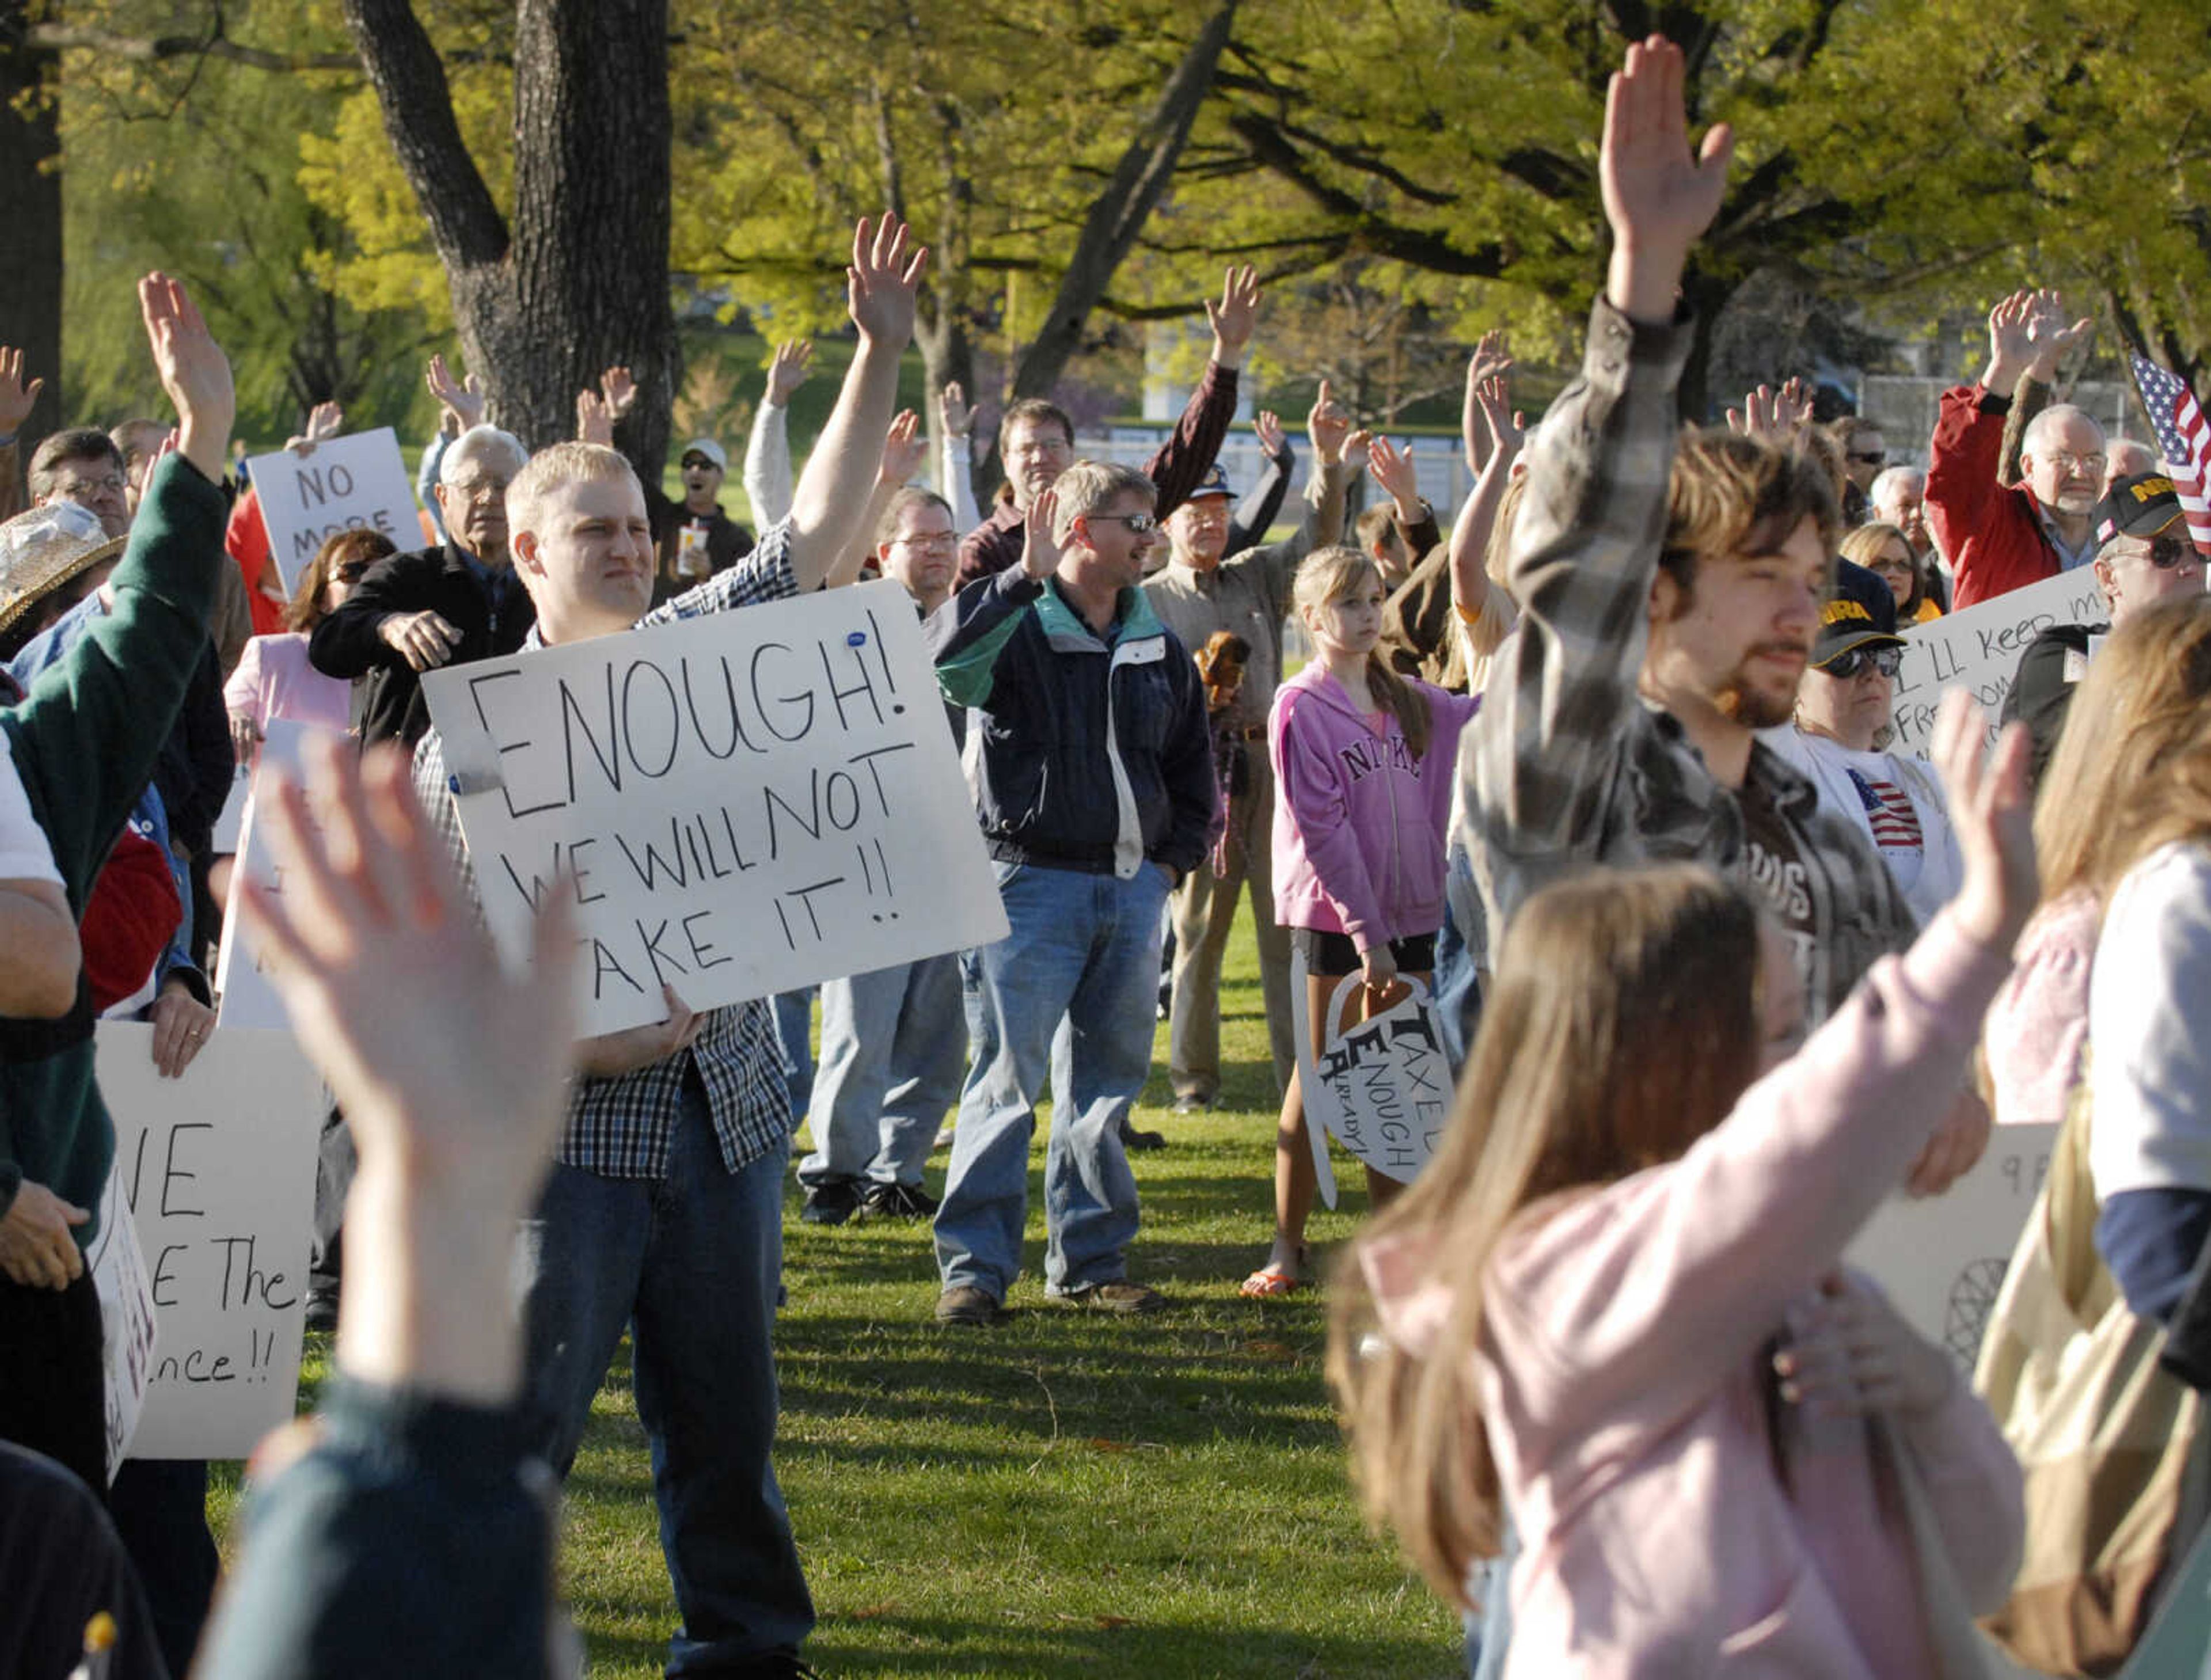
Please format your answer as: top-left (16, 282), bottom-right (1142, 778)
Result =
top-left (503, 441), bottom-right (637, 548)
top-left (1050, 460), bottom-right (1156, 543)
top-left (1662, 429), bottom-right (1840, 600)
top-left (1293, 545), bottom-right (1433, 758)
top-left (1840, 520), bottom-right (1924, 614)
top-left (1328, 865), bottom-right (1763, 1606)
top-left (2037, 594), bottom-right (2211, 911)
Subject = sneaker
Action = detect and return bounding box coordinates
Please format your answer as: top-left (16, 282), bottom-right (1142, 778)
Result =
top-left (861, 1180), bottom-right (939, 1219)
top-left (1169, 1093), bottom-right (1212, 1116)
top-left (934, 1285), bottom-right (1006, 1326)
top-left (800, 1177), bottom-right (863, 1226)
top-left (1053, 1280), bottom-right (1167, 1314)
top-left (1123, 1124), bottom-right (1167, 1153)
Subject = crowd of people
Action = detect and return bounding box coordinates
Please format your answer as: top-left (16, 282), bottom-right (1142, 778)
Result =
top-left (3, 28), bottom-right (2211, 1679)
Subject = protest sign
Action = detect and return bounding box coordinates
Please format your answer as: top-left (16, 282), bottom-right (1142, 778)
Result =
top-left (214, 719), bottom-right (333, 1031)
top-left (97, 1021), bottom-right (321, 1460)
top-left (1289, 952), bottom-right (1450, 1210)
top-left (421, 577), bottom-right (1008, 1035)
top-left (1888, 569), bottom-right (2104, 757)
top-left (244, 428), bottom-right (420, 592)
top-left (1847, 1122), bottom-right (2057, 1373)
top-left (87, 1164), bottom-right (158, 1480)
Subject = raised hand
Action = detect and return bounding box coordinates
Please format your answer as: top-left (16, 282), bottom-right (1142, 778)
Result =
top-left (1205, 264), bottom-right (1262, 370)
top-left (1932, 686), bottom-right (2035, 956)
top-left (575, 387), bottom-right (614, 447)
top-left (1462, 334), bottom-right (1515, 473)
top-left (1021, 485), bottom-right (1062, 581)
top-left (846, 213), bottom-right (928, 350)
top-left (1252, 409), bottom-right (1287, 459)
top-left (878, 408), bottom-right (928, 486)
top-left (1472, 376), bottom-right (1524, 465)
top-left (1725, 382), bottom-right (1809, 442)
top-left (1366, 437), bottom-right (1421, 519)
top-left (2024, 290), bottom-right (2095, 382)
top-left (0, 346), bottom-right (44, 438)
top-left (424, 353), bottom-right (485, 432)
top-left (286, 400), bottom-right (345, 457)
top-left (1600, 36), bottom-right (1734, 323)
top-left (597, 365), bottom-right (638, 422)
top-left (1982, 290), bottom-right (2037, 393)
top-left (1308, 379), bottom-right (1354, 466)
top-left (139, 272), bottom-right (235, 481)
top-left (766, 341), bottom-right (814, 408)
top-left (934, 379), bottom-right (973, 441)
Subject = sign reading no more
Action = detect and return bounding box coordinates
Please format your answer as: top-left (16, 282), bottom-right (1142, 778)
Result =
top-left (244, 428), bottom-right (421, 594)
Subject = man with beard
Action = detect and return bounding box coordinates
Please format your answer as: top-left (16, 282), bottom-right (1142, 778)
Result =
top-left (1452, 36), bottom-right (1978, 1195)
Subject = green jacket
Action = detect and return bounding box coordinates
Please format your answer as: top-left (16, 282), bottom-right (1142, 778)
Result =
top-left (0, 454), bottom-right (226, 1241)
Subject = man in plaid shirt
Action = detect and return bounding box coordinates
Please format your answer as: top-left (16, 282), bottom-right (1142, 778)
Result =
top-left (412, 216), bottom-right (928, 1679)
top-left (1449, 38), bottom-right (1985, 1197)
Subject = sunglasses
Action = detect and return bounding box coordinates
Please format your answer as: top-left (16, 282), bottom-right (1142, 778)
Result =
top-left (2147, 535), bottom-right (2198, 571)
top-left (1088, 512), bottom-right (1160, 534)
top-left (1847, 450), bottom-right (1886, 466)
top-left (1818, 645), bottom-right (1904, 680)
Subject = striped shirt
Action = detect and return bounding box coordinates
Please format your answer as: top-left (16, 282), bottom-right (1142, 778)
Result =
top-left (413, 522), bottom-right (803, 1179)
top-left (1449, 299), bottom-right (1914, 1025)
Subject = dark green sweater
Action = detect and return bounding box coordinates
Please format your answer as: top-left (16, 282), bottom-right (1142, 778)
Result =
top-left (0, 454), bottom-right (225, 1242)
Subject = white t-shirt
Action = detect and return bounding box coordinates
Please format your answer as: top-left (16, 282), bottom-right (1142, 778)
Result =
top-left (2088, 841), bottom-right (2211, 1202)
top-left (0, 732), bottom-right (62, 887)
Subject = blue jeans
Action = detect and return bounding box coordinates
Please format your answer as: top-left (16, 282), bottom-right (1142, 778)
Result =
top-left (934, 861), bottom-right (1169, 1300)
top-left (772, 987), bottom-right (816, 1120)
top-left (800, 954), bottom-right (965, 1188)
top-left (516, 1080), bottom-right (812, 1673)
top-left (1434, 839), bottom-right (1484, 1073)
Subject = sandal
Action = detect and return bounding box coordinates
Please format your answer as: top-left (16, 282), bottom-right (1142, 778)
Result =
top-left (1239, 1263), bottom-right (1309, 1299)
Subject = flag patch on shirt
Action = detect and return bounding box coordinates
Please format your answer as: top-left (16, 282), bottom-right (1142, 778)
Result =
top-left (1846, 769), bottom-right (1924, 854)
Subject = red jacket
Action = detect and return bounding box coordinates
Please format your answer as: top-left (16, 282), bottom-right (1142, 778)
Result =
top-left (1926, 385), bottom-right (2063, 610)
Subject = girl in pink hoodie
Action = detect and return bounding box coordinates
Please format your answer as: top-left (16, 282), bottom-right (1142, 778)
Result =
top-left (1243, 545), bottom-right (1481, 1297)
top-left (1329, 690), bottom-right (2031, 1677)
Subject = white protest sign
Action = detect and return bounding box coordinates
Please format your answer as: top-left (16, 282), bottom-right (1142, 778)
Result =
top-left (1290, 952), bottom-right (1450, 1210)
top-left (1847, 1121), bottom-right (2057, 1373)
top-left (421, 577), bottom-right (1008, 1035)
top-left (211, 758), bottom-right (252, 854)
top-left (87, 1165), bottom-right (158, 1481)
top-left (245, 428), bottom-right (420, 592)
top-left (214, 719), bottom-right (334, 1030)
top-left (97, 1021), bottom-right (321, 1459)
top-left (1887, 569), bottom-right (2104, 757)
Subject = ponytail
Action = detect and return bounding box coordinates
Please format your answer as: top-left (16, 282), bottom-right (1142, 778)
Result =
top-left (1367, 653), bottom-right (1432, 761)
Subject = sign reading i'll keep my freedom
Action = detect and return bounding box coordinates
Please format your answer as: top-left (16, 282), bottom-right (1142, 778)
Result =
top-left (244, 428), bottom-right (420, 592)
top-left (1886, 568), bottom-right (2105, 757)
top-left (421, 577), bottom-right (1008, 1035)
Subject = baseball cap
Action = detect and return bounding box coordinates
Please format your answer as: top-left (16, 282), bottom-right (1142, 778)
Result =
top-left (1810, 557), bottom-right (1905, 668)
top-left (2094, 471), bottom-right (2185, 545)
top-left (1186, 463), bottom-right (1232, 501)
top-left (680, 438), bottom-right (728, 471)
top-left (0, 503), bottom-right (127, 639)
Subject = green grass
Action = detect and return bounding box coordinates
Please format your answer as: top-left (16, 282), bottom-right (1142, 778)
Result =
top-left (227, 903), bottom-right (1463, 1678)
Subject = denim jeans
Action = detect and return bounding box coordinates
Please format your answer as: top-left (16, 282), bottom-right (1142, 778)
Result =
top-left (1433, 839), bottom-right (1484, 1073)
top-left (800, 953), bottom-right (965, 1189)
top-left (516, 1078), bottom-right (812, 1673)
top-left (772, 987), bottom-right (816, 1120)
top-left (934, 861), bottom-right (1169, 1300)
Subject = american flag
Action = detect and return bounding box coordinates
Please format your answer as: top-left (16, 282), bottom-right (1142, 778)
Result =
top-left (1848, 770), bottom-right (1923, 853)
top-left (2129, 355), bottom-right (2211, 555)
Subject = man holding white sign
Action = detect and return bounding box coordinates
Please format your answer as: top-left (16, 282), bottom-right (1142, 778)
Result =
top-left (411, 214), bottom-right (927, 1678)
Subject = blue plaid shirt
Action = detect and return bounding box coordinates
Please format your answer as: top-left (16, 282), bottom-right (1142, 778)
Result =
top-left (414, 522), bottom-right (802, 1179)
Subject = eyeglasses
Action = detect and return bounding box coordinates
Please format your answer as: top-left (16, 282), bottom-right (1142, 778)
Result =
top-left (1818, 645), bottom-right (1904, 680)
top-left (445, 477), bottom-right (507, 503)
top-left (56, 472), bottom-right (127, 499)
top-left (1088, 512), bottom-right (1160, 534)
top-left (892, 531), bottom-right (956, 550)
top-left (2041, 450), bottom-right (2106, 478)
top-left (1847, 450), bottom-right (1886, 466)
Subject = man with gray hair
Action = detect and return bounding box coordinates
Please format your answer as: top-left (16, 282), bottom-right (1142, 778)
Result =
top-left (928, 459), bottom-right (1215, 1325)
top-left (308, 423), bottom-right (532, 747)
top-left (1928, 287), bottom-right (2102, 608)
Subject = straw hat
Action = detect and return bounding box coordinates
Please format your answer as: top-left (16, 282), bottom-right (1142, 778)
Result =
top-left (0, 503), bottom-right (127, 639)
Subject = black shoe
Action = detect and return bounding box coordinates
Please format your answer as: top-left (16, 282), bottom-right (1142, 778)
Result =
top-left (1123, 1125), bottom-right (1167, 1152)
top-left (861, 1180), bottom-right (939, 1219)
top-left (800, 1177), bottom-right (862, 1226)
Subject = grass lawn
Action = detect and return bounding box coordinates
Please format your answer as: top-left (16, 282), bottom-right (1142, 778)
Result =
top-left (229, 900), bottom-right (1464, 1678)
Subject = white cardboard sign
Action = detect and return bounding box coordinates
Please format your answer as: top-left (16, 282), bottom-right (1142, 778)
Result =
top-left (420, 577), bottom-right (1007, 1035)
top-left (214, 720), bottom-right (335, 1031)
top-left (1290, 952), bottom-right (1450, 1210)
top-left (1847, 1121), bottom-right (2058, 1373)
top-left (244, 428), bottom-right (420, 592)
top-left (86, 1165), bottom-right (158, 1480)
top-left (1887, 569), bottom-right (2105, 757)
top-left (96, 1021), bottom-right (322, 1460)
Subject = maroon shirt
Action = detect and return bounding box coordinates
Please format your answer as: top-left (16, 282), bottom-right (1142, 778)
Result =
top-left (954, 360), bottom-right (1241, 590)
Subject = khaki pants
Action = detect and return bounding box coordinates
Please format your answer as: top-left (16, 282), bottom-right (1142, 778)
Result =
top-left (1168, 758), bottom-right (1296, 1103)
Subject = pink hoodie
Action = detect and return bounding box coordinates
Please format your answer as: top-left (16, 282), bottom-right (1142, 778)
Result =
top-left (1270, 663), bottom-right (1480, 948)
top-left (1366, 911), bottom-right (2024, 1677)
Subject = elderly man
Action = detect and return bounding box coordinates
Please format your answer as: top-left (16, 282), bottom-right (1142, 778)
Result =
top-left (308, 424), bottom-right (532, 748)
top-left (1927, 289), bottom-right (2100, 609)
top-left (2003, 471), bottom-right (2204, 782)
top-left (930, 462), bottom-right (1214, 1325)
top-left (1142, 387), bottom-right (1356, 1115)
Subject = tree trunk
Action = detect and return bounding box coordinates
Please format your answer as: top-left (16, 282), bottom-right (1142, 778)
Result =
top-left (339, 0), bottom-right (674, 474)
top-left (0, 3), bottom-right (62, 448)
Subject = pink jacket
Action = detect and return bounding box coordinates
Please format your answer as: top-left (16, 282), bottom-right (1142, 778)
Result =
top-left (1982, 888), bottom-right (2098, 1128)
top-left (1269, 664), bottom-right (1479, 948)
top-left (1367, 913), bottom-right (2023, 1677)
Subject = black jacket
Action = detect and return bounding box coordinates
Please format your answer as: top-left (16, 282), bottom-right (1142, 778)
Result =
top-left (2000, 620), bottom-right (2103, 789)
top-left (308, 541), bottom-right (535, 748)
